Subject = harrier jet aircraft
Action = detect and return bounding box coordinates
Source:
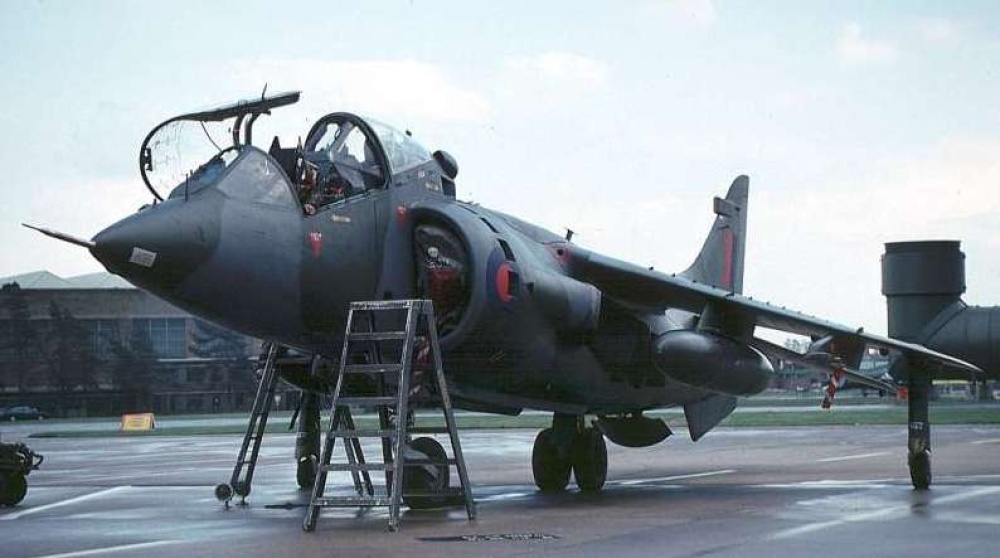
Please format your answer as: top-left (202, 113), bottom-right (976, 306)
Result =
top-left (28, 91), bottom-right (987, 500)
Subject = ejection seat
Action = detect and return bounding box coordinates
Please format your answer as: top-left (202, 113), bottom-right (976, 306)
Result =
top-left (267, 137), bottom-right (301, 183)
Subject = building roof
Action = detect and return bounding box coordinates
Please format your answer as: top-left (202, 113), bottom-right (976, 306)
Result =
top-left (66, 272), bottom-right (134, 289)
top-left (0, 270), bottom-right (134, 290)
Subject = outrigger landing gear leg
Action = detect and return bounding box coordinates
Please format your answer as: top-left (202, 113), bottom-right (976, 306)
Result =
top-left (907, 360), bottom-right (931, 490)
top-left (532, 414), bottom-right (607, 492)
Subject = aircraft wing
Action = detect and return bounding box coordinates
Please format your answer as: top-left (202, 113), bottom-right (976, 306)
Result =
top-left (572, 250), bottom-right (985, 381)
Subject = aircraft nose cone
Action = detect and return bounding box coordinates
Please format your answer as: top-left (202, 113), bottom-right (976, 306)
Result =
top-left (91, 201), bottom-right (218, 292)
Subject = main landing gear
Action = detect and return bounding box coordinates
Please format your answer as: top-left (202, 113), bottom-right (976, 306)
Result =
top-left (532, 414), bottom-right (608, 492)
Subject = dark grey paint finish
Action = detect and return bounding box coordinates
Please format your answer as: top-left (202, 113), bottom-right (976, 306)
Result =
top-left (87, 102), bottom-right (988, 435)
top-left (883, 240), bottom-right (999, 376)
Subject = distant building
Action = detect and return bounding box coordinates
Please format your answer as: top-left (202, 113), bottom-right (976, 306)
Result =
top-left (769, 338), bottom-right (893, 394)
top-left (0, 271), bottom-right (286, 417)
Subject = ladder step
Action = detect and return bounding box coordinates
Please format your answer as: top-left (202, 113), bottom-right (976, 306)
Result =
top-left (351, 300), bottom-right (420, 311)
top-left (336, 396), bottom-right (399, 406)
top-left (343, 363), bottom-right (404, 375)
top-left (323, 463), bottom-right (396, 472)
top-left (348, 331), bottom-right (408, 341)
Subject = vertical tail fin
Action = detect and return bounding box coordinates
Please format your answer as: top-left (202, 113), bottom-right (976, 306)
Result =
top-left (680, 175), bottom-right (748, 293)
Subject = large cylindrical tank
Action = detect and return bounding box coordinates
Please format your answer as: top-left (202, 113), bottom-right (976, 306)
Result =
top-left (882, 240), bottom-right (998, 375)
top-left (882, 240), bottom-right (965, 342)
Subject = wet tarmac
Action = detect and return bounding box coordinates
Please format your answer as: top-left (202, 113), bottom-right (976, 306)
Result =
top-left (2, 422), bottom-right (999, 557)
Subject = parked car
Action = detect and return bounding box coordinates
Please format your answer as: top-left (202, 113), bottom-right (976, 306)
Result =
top-left (0, 407), bottom-right (47, 421)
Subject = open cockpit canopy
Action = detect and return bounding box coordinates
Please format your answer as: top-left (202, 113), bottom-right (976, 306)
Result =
top-left (137, 91), bottom-right (453, 209)
top-left (139, 91), bottom-right (300, 201)
top-left (303, 112), bottom-right (433, 179)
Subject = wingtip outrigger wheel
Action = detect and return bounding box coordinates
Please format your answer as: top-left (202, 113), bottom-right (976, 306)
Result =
top-left (909, 450), bottom-right (932, 490)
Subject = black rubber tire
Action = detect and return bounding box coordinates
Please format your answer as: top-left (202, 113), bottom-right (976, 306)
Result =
top-left (572, 427), bottom-right (608, 492)
top-left (0, 474), bottom-right (27, 506)
top-left (403, 437), bottom-right (450, 509)
top-left (909, 450), bottom-right (932, 490)
top-left (296, 456), bottom-right (317, 490)
top-left (532, 428), bottom-right (571, 492)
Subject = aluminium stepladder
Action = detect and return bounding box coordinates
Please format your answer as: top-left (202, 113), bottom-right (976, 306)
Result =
top-left (303, 299), bottom-right (476, 532)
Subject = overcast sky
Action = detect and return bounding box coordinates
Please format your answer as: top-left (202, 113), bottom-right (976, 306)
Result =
top-left (1, 0), bottom-right (997, 335)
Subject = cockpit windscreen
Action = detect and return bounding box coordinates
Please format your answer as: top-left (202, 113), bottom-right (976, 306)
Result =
top-left (144, 119), bottom-right (234, 198)
top-left (366, 118), bottom-right (432, 174)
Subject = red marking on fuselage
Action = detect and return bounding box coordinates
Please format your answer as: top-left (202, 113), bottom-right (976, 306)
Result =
top-left (496, 262), bottom-right (513, 303)
top-left (308, 231), bottom-right (323, 259)
top-left (721, 228), bottom-right (734, 290)
top-left (395, 204), bottom-right (408, 224)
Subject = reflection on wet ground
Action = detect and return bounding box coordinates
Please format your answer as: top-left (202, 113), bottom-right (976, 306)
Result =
top-left (1, 424), bottom-right (999, 558)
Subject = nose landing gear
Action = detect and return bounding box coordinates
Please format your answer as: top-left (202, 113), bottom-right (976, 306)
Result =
top-left (531, 414), bottom-right (608, 492)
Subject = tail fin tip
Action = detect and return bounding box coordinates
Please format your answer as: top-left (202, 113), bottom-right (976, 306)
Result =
top-left (680, 175), bottom-right (749, 293)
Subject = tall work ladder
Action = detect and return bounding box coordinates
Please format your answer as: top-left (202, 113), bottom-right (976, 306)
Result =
top-left (216, 343), bottom-right (311, 506)
top-left (303, 299), bottom-right (476, 532)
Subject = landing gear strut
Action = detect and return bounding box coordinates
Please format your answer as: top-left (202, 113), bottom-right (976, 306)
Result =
top-left (907, 360), bottom-right (931, 490)
top-left (295, 391), bottom-right (321, 490)
top-left (531, 414), bottom-right (607, 492)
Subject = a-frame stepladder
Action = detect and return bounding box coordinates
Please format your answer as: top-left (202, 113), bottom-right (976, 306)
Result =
top-left (303, 299), bottom-right (476, 532)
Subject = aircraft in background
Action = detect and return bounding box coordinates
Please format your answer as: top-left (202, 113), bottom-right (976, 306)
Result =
top-left (27, 91), bottom-right (988, 500)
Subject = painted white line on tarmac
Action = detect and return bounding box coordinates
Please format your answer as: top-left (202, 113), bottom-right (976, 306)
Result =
top-left (0, 486), bottom-right (130, 521)
top-left (971, 438), bottom-right (1000, 445)
top-left (615, 469), bottom-right (736, 486)
top-left (816, 452), bottom-right (891, 463)
top-left (770, 486), bottom-right (1000, 540)
top-left (931, 511), bottom-right (1000, 526)
top-left (31, 540), bottom-right (179, 558)
top-left (67, 466), bottom-right (232, 483)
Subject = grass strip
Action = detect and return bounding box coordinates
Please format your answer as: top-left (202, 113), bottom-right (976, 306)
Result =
top-left (29, 405), bottom-right (1000, 438)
